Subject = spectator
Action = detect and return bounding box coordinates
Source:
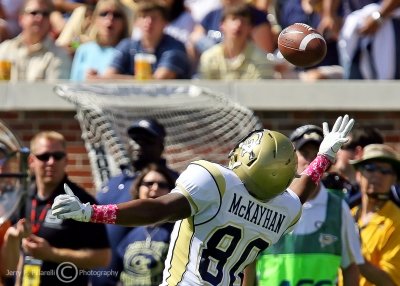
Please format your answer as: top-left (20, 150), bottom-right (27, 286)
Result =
top-left (248, 0), bottom-right (281, 39)
top-left (120, 0), bottom-right (137, 13)
top-left (337, 0), bottom-right (400, 79)
top-left (0, 0), bottom-right (24, 42)
top-left (0, 142), bottom-right (22, 285)
top-left (52, 116), bottom-right (355, 286)
top-left (161, 0), bottom-right (196, 46)
top-left (0, 0), bottom-right (72, 82)
top-left (184, 0), bottom-right (221, 23)
top-left (92, 118), bottom-right (178, 286)
top-left (13, 131), bottom-right (111, 286)
top-left (245, 124), bottom-right (363, 286)
top-left (198, 3), bottom-right (275, 79)
top-left (278, 0), bottom-right (344, 81)
top-left (1, 219), bottom-right (29, 283)
top-left (333, 127), bottom-right (384, 186)
top-left (102, 1), bottom-right (191, 80)
top-left (188, 0), bottom-right (275, 70)
top-left (55, 0), bottom-right (98, 55)
top-left (50, 0), bottom-right (89, 37)
top-left (350, 144), bottom-right (400, 285)
top-left (0, 126), bottom-right (29, 284)
top-left (70, 0), bottom-right (131, 81)
top-left (116, 163), bottom-right (176, 285)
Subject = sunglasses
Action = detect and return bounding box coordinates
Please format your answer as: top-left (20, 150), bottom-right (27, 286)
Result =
top-left (34, 151), bottom-right (66, 162)
top-left (141, 181), bottom-right (170, 189)
top-left (362, 163), bottom-right (395, 176)
top-left (25, 10), bottom-right (51, 17)
top-left (98, 11), bottom-right (123, 19)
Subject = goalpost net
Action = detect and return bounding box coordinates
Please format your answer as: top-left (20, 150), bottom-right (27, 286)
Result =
top-left (55, 83), bottom-right (262, 191)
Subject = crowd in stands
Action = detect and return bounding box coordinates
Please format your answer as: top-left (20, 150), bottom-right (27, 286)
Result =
top-left (0, 0), bottom-right (398, 82)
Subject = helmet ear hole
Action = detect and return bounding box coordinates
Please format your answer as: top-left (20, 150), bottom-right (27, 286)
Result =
top-left (228, 130), bottom-right (297, 201)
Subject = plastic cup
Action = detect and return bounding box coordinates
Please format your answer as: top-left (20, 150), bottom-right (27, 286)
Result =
top-left (134, 53), bottom-right (155, 80)
top-left (0, 60), bottom-right (12, 81)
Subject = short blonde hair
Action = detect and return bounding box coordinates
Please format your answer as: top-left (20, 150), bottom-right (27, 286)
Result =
top-left (30, 131), bottom-right (66, 154)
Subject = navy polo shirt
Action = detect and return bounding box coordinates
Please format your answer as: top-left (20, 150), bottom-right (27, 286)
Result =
top-left (109, 34), bottom-right (191, 79)
top-left (200, 6), bottom-right (270, 44)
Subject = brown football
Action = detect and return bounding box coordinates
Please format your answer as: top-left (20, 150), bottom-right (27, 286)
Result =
top-left (278, 23), bottom-right (327, 68)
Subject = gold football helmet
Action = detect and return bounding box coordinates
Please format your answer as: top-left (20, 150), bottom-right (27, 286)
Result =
top-left (228, 130), bottom-right (297, 201)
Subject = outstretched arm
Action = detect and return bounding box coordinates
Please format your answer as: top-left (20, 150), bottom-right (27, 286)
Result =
top-left (52, 185), bottom-right (191, 225)
top-left (115, 193), bottom-right (191, 226)
top-left (290, 114), bottom-right (355, 204)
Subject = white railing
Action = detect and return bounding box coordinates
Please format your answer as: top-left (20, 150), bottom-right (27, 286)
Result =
top-left (0, 80), bottom-right (399, 111)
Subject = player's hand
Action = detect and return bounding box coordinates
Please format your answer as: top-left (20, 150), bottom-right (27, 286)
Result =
top-left (51, 184), bottom-right (92, 222)
top-left (318, 114), bottom-right (355, 162)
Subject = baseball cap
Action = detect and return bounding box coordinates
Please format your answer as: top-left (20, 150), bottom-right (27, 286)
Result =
top-left (349, 144), bottom-right (400, 176)
top-left (127, 118), bottom-right (166, 139)
top-left (289, 124), bottom-right (323, 150)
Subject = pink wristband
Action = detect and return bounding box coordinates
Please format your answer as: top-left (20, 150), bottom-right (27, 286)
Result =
top-left (90, 204), bottom-right (118, 224)
top-left (301, 155), bottom-right (331, 184)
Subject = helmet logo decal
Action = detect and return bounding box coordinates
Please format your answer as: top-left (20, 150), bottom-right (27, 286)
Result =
top-left (240, 132), bottom-right (263, 166)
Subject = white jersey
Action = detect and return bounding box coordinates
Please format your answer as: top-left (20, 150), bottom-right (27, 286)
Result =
top-left (161, 160), bottom-right (302, 286)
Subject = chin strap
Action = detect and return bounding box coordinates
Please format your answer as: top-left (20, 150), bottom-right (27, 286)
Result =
top-left (90, 204), bottom-right (118, 224)
top-left (301, 155), bottom-right (331, 184)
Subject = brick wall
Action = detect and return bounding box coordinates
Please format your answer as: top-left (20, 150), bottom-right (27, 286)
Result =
top-left (2, 110), bottom-right (400, 195)
top-left (1, 111), bottom-right (94, 193)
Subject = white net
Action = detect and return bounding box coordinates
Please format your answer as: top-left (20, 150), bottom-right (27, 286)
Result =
top-left (55, 83), bottom-right (262, 190)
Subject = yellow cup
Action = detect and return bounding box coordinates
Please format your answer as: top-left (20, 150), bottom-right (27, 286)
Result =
top-left (0, 60), bottom-right (11, 81)
top-left (134, 53), bottom-right (155, 80)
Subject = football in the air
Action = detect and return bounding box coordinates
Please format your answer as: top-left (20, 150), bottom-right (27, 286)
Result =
top-left (278, 23), bottom-right (327, 68)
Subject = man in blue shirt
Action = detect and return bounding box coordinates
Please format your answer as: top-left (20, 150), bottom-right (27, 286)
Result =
top-left (102, 2), bottom-right (191, 79)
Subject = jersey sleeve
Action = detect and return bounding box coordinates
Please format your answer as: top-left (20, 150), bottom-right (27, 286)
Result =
top-left (171, 163), bottom-right (221, 219)
top-left (340, 200), bottom-right (364, 268)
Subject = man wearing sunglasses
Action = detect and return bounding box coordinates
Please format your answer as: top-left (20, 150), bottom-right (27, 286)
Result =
top-left (0, 0), bottom-right (71, 82)
top-left (10, 131), bottom-right (111, 286)
top-left (350, 144), bottom-right (400, 286)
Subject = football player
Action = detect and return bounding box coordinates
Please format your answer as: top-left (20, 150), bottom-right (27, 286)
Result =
top-left (51, 115), bottom-right (354, 285)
